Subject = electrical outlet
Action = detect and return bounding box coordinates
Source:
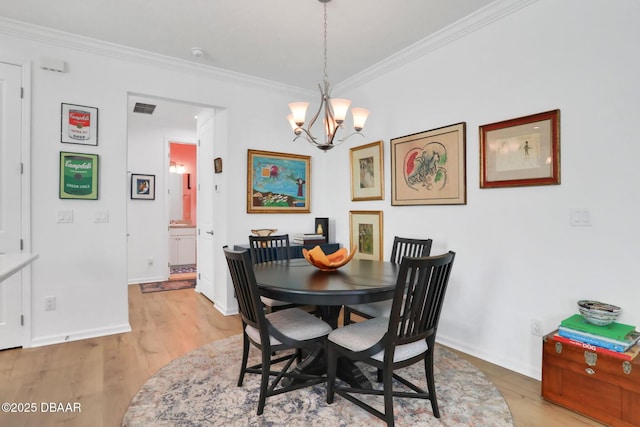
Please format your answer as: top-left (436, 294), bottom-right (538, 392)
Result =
top-left (45, 296), bottom-right (56, 311)
top-left (531, 319), bottom-right (544, 336)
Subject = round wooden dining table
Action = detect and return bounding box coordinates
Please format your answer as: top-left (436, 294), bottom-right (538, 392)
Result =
top-left (253, 257), bottom-right (399, 388)
top-left (253, 258), bottom-right (399, 328)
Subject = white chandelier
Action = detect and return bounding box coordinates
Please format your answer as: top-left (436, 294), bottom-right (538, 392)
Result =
top-left (287, 0), bottom-right (369, 151)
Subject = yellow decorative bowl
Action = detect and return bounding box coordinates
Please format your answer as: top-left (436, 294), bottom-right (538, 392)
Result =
top-left (302, 246), bottom-right (357, 271)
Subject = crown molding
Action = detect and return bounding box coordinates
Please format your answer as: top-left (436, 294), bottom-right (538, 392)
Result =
top-left (0, 0), bottom-right (538, 95)
top-left (335, 0), bottom-right (540, 91)
top-left (0, 16), bottom-right (310, 96)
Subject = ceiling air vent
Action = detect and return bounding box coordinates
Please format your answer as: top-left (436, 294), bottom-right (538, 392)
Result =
top-left (133, 102), bottom-right (157, 115)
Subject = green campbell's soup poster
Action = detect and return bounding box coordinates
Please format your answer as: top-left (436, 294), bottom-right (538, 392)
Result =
top-left (59, 151), bottom-right (99, 200)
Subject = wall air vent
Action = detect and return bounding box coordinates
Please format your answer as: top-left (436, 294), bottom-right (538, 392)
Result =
top-left (133, 102), bottom-right (157, 115)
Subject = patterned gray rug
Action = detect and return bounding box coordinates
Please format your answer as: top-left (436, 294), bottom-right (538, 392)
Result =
top-left (139, 279), bottom-right (196, 293)
top-left (122, 335), bottom-right (513, 427)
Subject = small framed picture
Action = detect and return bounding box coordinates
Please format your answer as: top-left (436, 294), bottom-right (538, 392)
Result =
top-left (61, 103), bottom-right (99, 146)
top-left (214, 157), bottom-right (223, 173)
top-left (350, 140), bottom-right (384, 201)
top-left (59, 152), bottom-right (99, 200)
top-left (479, 109), bottom-right (560, 188)
top-left (131, 174), bottom-right (156, 200)
top-left (349, 210), bottom-right (384, 261)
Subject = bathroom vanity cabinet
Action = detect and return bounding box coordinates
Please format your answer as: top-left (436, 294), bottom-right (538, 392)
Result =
top-left (169, 226), bottom-right (196, 266)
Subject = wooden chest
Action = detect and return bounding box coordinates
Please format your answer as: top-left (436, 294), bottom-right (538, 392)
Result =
top-left (542, 332), bottom-right (640, 427)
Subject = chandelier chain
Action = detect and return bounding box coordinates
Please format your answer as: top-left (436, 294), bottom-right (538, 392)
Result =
top-left (323, 2), bottom-right (328, 83)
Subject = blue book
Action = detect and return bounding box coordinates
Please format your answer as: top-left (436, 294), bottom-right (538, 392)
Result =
top-left (558, 326), bottom-right (639, 352)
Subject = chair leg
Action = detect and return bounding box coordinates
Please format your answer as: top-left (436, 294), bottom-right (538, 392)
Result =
top-left (383, 363), bottom-right (395, 427)
top-left (424, 350), bottom-right (440, 418)
top-left (257, 345), bottom-right (271, 416)
top-left (238, 332), bottom-right (250, 386)
top-left (343, 306), bottom-right (352, 326)
top-left (326, 343), bottom-right (337, 404)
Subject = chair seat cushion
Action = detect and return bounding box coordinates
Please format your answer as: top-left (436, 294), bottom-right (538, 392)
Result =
top-left (329, 317), bottom-right (428, 362)
top-left (347, 300), bottom-right (392, 318)
top-left (260, 296), bottom-right (293, 307)
top-left (246, 308), bottom-right (332, 346)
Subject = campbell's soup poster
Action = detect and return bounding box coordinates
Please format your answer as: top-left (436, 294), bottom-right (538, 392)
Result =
top-left (61, 103), bottom-right (98, 145)
top-left (59, 152), bottom-right (99, 199)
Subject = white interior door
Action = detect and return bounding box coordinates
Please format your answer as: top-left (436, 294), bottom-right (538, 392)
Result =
top-left (0, 61), bottom-right (24, 349)
top-left (196, 112), bottom-right (215, 300)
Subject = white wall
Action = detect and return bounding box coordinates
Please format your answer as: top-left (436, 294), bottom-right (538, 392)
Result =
top-left (2, 0), bottom-right (638, 380)
top-left (0, 21), bottom-right (318, 346)
top-left (329, 0), bottom-right (640, 378)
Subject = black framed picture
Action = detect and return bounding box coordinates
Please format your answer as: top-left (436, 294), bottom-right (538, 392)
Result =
top-left (131, 174), bottom-right (155, 200)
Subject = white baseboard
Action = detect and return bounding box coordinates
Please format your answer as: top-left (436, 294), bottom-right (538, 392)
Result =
top-left (128, 275), bottom-right (166, 285)
top-left (214, 302), bottom-right (238, 316)
top-left (28, 323), bottom-right (132, 348)
top-left (437, 333), bottom-right (541, 381)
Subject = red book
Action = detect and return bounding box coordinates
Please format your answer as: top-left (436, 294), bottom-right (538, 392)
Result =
top-left (553, 333), bottom-right (640, 361)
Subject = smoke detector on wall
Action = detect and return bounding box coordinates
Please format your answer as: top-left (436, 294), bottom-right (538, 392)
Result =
top-left (191, 47), bottom-right (205, 58)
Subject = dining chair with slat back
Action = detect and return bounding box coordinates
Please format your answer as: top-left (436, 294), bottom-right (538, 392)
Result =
top-left (248, 234), bottom-right (298, 312)
top-left (327, 251), bottom-right (456, 426)
top-left (223, 246), bottom-right (332, 415)
top-left (343, 236), bottom-right (433, 325)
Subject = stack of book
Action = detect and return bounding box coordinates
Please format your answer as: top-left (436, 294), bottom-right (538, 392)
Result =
top-left (554, 314), bottom-right (640, 360)
top-left (292, 233), bottom-right (326, 245)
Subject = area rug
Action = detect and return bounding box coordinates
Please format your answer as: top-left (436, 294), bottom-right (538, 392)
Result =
top-left (139, 279), bottom-right (196, 293)
top-left (122, 335), bottom-right (513, 427)
top-left (170, 265), bottom-right (197, 274)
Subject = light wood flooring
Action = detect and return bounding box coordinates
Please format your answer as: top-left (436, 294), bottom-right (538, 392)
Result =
top-left (0, 285), bottom-right (604, 427)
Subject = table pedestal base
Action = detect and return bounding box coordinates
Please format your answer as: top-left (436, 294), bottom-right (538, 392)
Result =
top-left (283, 348), bottom-right (373, 390)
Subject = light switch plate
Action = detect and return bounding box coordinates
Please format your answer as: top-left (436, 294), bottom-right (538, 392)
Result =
top-left (57, 210), bottom-right (73, 223)
top-left (94, 210), bottom-right (109, 223)
top-left (570, 208), bottom-right (591, 226)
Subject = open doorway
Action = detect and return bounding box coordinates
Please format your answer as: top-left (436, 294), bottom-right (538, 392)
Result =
top-left (168, 141), bottom-right (197, 281)
top-left (126, 93), bottom-right (213, 287)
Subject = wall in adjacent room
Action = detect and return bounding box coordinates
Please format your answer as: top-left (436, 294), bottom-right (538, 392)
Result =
top-left (170, 142), bottom-right (197, 225)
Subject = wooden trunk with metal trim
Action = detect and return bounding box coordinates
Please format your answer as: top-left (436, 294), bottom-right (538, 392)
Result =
top-left (542, 331), bottom-right (640, 427)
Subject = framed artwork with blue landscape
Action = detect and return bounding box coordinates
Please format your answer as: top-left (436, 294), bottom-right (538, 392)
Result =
top-left (247, 149), bottom-right (311, 213)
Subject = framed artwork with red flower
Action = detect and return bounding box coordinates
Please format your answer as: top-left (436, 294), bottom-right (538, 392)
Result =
top-left (391, 122), bottom-right (466, 205)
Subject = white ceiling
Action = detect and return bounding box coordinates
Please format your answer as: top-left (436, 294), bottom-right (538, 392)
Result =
top-left (0, 0), bottom-right (496, 89)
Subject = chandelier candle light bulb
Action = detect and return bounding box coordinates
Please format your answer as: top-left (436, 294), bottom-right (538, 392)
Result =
top-left (329, 98), bottom-right (351, 123)
top-left (351, 107), bottom-right (369, 132)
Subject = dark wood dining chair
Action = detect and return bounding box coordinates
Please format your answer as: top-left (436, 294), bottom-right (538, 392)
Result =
top-left (223, 246), bottom-right (332, 415)
top-left (343, 236), bottom-right (433, 325)
top-left (248, 234), bottom-right (298, 312)
top-left (326, 251), bottom-right (456, 426)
